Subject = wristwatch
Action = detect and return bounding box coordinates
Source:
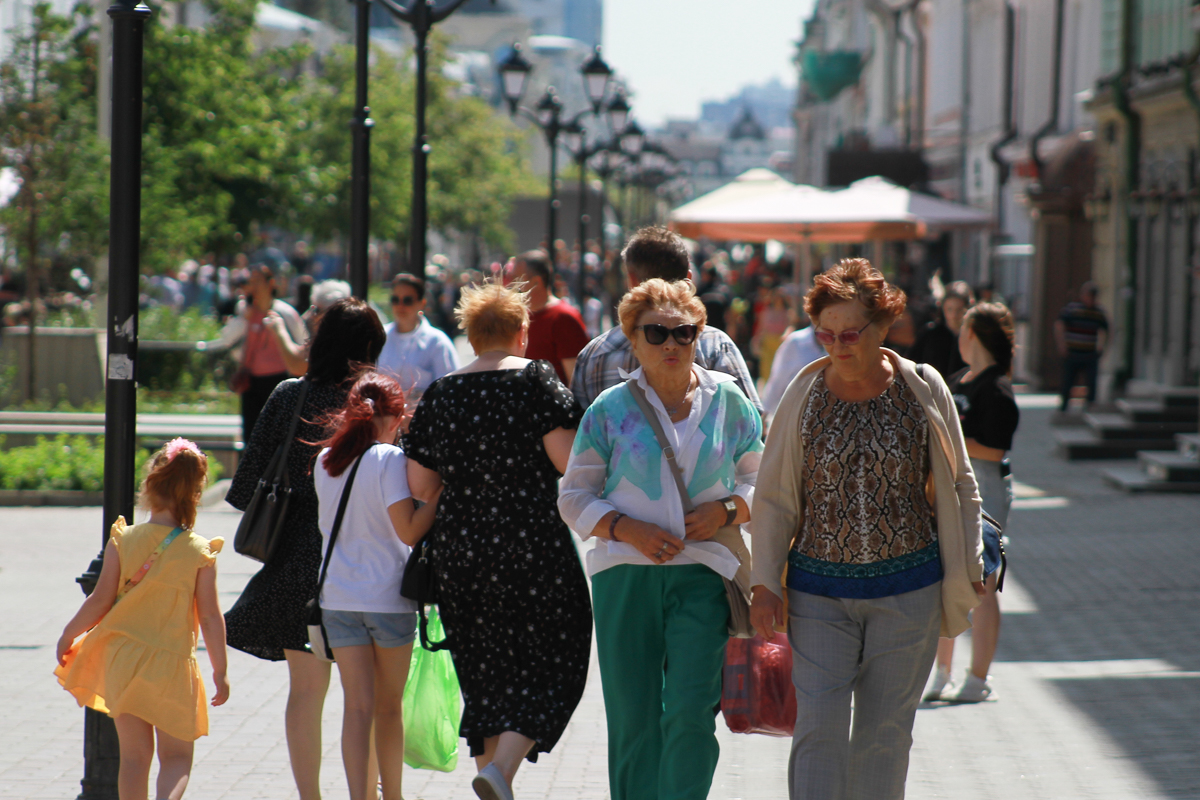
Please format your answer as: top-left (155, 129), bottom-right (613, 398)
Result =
top-left (720, 496), bottom-right (738, 526)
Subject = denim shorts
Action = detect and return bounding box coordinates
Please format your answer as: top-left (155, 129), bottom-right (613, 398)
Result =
top-left (321, 609), bottom-right (417, 649)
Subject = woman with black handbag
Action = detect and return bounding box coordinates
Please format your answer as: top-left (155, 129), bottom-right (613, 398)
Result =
top-left (403, 281), bottom-right (592, 800)
top-left (223, 298), bottom-right (386, 800)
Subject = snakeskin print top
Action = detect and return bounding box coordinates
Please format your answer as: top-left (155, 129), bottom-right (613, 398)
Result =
top-left (787, 371), bottom-right (942, 598)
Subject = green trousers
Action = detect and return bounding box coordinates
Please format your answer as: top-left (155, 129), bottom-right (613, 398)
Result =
top-left (593, 564), bottom-right (729, 800)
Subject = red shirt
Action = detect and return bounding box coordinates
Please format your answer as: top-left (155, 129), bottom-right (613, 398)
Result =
top-left (526, 300), bottom-right (589, 384)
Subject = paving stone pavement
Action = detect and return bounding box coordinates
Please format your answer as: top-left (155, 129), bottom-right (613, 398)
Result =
top-left (2, 396), bottom-right (1198, 799)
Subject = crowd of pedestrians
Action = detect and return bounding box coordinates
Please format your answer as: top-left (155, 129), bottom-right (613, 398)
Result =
top-left (54, 226), bottom-right (1027, 800)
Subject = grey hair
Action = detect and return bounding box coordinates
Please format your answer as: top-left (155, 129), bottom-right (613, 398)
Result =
top-left (312, 280), bottom-right (352, 312)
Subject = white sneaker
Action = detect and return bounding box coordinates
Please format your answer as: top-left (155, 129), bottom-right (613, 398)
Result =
top-left (923, 666), bottom-right (952, 701)
top-left (473, 763), bottom-right (515, 800)
top-left (949, 672), bottom-right (994, 703)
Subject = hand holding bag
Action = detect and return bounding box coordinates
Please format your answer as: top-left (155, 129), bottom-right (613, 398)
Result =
top-left (233, 378), bottom-right (311, 564)
top-left (400, 530), bottom-right (450, 652)
top-left (625, 379), bottom-right (755, 639)
top-left (305, 447), bottom-right (372, 662)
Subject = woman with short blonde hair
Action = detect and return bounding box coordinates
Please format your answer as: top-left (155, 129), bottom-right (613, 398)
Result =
top-left (403, 279), bottom-right (592, 800)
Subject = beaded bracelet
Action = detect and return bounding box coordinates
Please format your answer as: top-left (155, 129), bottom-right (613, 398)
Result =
top-left (609, 512), bottom-right (626, 542)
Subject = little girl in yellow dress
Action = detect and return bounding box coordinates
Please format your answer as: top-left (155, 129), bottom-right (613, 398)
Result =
top-left (55, 438), bottom-right (230, 800)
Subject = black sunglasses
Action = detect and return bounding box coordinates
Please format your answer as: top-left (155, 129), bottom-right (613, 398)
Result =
top-left (635, 323), bottom-right (699, 346)
top-left (391, 295), bottom-right (419, 306)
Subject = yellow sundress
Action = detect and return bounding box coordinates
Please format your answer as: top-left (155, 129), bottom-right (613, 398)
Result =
top-left (54, 518), bottom-right (223, 742)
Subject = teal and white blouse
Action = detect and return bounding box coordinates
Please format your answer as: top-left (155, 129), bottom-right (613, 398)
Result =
top-left (558, 365), bottom-right (763, 578)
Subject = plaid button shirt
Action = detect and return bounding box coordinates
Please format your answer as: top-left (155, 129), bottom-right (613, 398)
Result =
top-left (570, 325), bottom-right (764, 415)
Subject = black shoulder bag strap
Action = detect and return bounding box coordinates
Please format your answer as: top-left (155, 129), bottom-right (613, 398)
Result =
top-left (314, 445), bottom-right (375, 603)
top-left (272, 378), bottom-right (312, 494)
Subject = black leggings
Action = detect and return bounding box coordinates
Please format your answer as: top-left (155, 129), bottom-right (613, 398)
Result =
top-left (241, 372), bottom-right (289, 442)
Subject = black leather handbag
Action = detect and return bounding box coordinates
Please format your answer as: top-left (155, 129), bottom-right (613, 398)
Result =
top-left (233, 378), bottom-right (311, 564)
top-left (400, 530), bottom-right (450, 651)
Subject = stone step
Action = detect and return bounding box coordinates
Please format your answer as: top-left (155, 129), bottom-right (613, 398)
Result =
top-left (1082, 413), bottom-right (1195, 440)
top-left (1102, 465), bottom-right (1200, 493)
top-left (1138, 451), bottom-right (1200, 482)
top-left (1055, 428), bottom-right (1178, 459)
top-left (1159, 387), bottom-right (1200, 408)
top-left (1114, 398), bottom-right (1200, 424)
top-left (1179, 433), bottom-right (1200, 459)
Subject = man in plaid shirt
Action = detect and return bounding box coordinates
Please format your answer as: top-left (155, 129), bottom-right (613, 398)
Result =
top-left (571, 226), bottom-right (764, 415)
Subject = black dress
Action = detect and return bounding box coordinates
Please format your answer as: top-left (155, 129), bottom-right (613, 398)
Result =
top-left (224, 377), bottom-right (347, 661)
top-left (403, 360), bottom-right (593, 761)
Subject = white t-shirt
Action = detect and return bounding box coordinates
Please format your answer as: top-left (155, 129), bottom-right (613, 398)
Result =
top-left (314, 444), bottom-right (416, 613)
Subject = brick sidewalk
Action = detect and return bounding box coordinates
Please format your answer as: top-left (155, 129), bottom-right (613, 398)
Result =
top-left (2, 397), bottom-right (1197, 798)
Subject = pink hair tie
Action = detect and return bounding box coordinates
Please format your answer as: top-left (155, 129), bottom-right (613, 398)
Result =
top-left (164, 438), bottom-right (203, 462)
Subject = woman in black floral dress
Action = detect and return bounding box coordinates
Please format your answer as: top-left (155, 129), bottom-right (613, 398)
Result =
top-left (405, 281), bottom-right (592, 800)
top-left (224, 298), bottom-right (386, 800)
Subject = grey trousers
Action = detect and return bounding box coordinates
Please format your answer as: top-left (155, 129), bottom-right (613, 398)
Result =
top-left (787, 583), bottom-right (942, 800)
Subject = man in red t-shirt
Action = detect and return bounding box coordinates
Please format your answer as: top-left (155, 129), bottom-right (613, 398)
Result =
top-left (511, 250), bottom-right (590, 386)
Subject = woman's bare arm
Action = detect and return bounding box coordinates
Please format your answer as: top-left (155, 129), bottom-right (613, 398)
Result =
top-left (406, 460), bottom-right (444, 503)
top-left (542, 426), bottom-right (577, 474)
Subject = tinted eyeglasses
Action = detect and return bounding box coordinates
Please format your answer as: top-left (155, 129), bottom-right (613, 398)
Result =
top-left (391, 295), bottom-right (419, 306)
top-left (814, 321), bottom-right (873, 346)
top-left (635, 323), bottom-right (699, 346)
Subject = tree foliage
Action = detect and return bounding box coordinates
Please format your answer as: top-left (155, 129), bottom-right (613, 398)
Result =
top-left (1, 0), bottom-right (539, 281)
top-left (0, 2), bottom-right (109, 280)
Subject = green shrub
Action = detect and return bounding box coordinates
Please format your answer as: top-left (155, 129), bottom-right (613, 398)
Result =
top-left (0, 435), bottom-right (223, 492)
top-left (0, 435), bottom-right (105, 491)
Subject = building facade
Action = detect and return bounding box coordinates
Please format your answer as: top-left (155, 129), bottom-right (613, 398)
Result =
top-left (1086, 0), bottom-right (1200, 394)
top-left (793, 0), bottom-right (1108, 389)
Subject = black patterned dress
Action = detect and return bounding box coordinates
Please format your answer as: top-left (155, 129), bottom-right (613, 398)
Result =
top-left (224, 378), bottom-right (348, 660)
top-left (403, 360), bottom-right (592, 761)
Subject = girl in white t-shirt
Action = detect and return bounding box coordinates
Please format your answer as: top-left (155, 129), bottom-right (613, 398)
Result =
top-left (314, 370), bottom-right (440, 800)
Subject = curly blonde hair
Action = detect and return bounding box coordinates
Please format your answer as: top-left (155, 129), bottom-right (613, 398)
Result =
top-left (618, 279), bottom-right (707, 341)
top-left (455, 279), bottom-right (530, 351)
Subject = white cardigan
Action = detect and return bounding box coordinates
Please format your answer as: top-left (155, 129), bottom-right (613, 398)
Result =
top-left (750, 349), bottom-right (984, 638)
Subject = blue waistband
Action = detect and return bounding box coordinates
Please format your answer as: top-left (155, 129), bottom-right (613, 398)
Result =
top-left (786, 544), bottom-right (942, 599)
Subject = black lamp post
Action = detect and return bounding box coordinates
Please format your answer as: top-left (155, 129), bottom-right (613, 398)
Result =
top-left (75, 1), bottom-right (151, 796)
top-left (347, 0), bottom-right (372, 298)
top-left (499, 43), bottom-right (618, 304)
top-left (347, 0), bottom-right (478, 295)
top-left (560, 95), bottom-right (642, 304)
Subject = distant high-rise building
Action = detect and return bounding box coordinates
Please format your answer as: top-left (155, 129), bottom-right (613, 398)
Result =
top-left (563, 0), bottom-right (603, 49)
top-left (504, 0), bottom-right (602, 48)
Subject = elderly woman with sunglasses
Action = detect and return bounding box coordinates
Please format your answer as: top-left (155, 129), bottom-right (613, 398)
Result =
top-left (559, 279), bottom-right (763, 800)
top-left (750, 258), bottom-right (986, 800)
top-left (377, 273), bottom-right (461, 406)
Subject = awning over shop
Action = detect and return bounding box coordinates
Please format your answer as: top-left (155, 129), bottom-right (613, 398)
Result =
top-left (669, 176), bottom-right (992, 243)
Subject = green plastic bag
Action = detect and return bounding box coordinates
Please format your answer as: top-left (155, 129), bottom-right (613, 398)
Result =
top-left (403, 607), bottom-right (462, 772)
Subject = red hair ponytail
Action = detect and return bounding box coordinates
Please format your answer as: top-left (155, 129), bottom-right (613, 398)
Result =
top-left (317, 371), bottom-right (407, 477)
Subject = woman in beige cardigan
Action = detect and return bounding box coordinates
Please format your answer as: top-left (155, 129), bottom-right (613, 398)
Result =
top-left (749, 259), bottom-right (985, 800)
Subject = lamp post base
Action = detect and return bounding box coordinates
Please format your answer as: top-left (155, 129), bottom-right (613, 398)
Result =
top-left (76, 553), bottom-right (120, 799)
top-left (78, 708), bottom-right (120, 800)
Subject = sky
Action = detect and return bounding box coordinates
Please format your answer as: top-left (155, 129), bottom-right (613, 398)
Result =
top-left (603, 0), bottom-right (816, 128)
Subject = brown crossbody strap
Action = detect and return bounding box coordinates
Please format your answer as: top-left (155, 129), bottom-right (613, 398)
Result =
top-left (626, 380), bottom-right (696, 514)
